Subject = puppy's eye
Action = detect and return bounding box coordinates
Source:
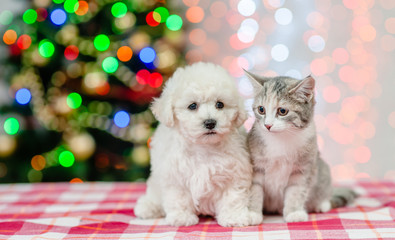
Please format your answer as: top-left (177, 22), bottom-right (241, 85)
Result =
top-left (258, 106), bottom-right (265, 115)
top-left (277, 108), bottom-right (289, 116)
top-left (216, 101), bottom-right (224, 109)
top-left (188, 103), bottom-right (198, 110)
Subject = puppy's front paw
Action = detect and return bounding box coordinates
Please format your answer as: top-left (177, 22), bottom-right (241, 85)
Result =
top-left (165, 211), bottom-right (199, 226)
top-left (217, 208), bottom-right (251, 227)
top-left (134, 196), bottom-right (164, 219)
top-left (249, 211), bottom-right (264, 225)
top-left (284, 210), bottom-right (308, 222)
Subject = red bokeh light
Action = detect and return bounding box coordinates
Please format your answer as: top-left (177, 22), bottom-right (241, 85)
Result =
top-left (64, 45), bottom-right (79, 61)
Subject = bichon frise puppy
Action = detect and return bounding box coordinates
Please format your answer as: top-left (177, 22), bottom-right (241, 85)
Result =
top-left (134, 62), bottom-right (262, 227)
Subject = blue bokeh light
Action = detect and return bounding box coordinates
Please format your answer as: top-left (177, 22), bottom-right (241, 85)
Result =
top-left (50, 9), bottom-right (67, 26)
top-left (139, 47), bottom-right (156, 63)
top-left (114, 111), bottom-right (130, 128)
top-left (15, 88), bottom-right (32, 105)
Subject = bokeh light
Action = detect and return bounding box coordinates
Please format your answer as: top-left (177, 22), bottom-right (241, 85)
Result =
top-left (358, 25), bottom-right (376, 42)
top-left (15, 88), bottom-right (32, 105)
top-left (148, 72), bottom-right (163, 88)
top-left (332, 48), bottom-right (349, 64)
top-left (93, 34), bottom-right (110, 51)
top-left (136, 69), bottom-right (150, 85)
top-left (64, 45), bottom-right (79, 60)
top-left (271, 44), bottom-right (289, 62)
top-left (310, 58), bottom-right (327, 76)
top-left (117, 46), bottom-right (133, 62)
top-left (75, 1), bottom-right (89, 16)
top-left (385, 17), bottom-right (395, 34)
top-left (23, 9), bottom-right (37, 24)
top-left (17, 34), bottom-right (32, 50)
top-left (186, 6), bottom-right (204, 23)
top-left (388, 112), bottom-right (395, 128)
top-left (111, 2), bottom-right (127, 18)
top-left (146, 11), bottom-right (160, 27)
top-left (50, 9), bottom-right (67, 25)
top-left (238, 0), bottom-right (256, 17)
top-left (31, 155), bottom-right (46, 171)
top-left (0, 10), bottom-right (13, 25)
top-left (3, 30), bottom-right (17, 45)
top-left (114, 111), bottom-right (130, 128)
top-left (36, 8), bottom-right (48, 22)
top-left (102, 57), bottom-right (119, 73)
top-left (339, 65), bottom-right (355, 83)
top-left (308, 35), bottom-right (326, 52)
top-left (189, 28), bottom-right (206, 46)
top-left (210, 1), bottom-right (227, 18)
top-left (59, 150), bottom-right (75, 167)
top-left (166, 15), bottom-right (183, 31)
top-left (323, 86), bottom-right (341, 103)
top-left (274, 8), bottom-right (293, 25)
top-left (70, 178), bottom-right (83, 183)
top-left (353, 146), bottom-right (371, 163)
top-left (237, 18), bottom-right (259, 43)
top-left (154, 7), bottom-right (169, 23)
top-left (139, 47), bottom-right (156, 63)
top-left (38, 40), bottom-right (55, 58)
top-left (4, 118), bottom-right (19, 135)
top-left (66, 92), bottom-right (82, 109)
top-left (64, 0), bottom-right (79, 13)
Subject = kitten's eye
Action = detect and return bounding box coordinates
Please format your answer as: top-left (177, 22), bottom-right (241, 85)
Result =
top-left (188, 103), bottom-right (198, 110)
top-left (277, 108), bottom-right (289, 116)
top-left (258, 106), bottom-right (265, 115)
top-left (216, 101), bottom-right (224, 109)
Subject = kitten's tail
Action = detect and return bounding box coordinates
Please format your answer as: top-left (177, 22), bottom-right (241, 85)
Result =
top-left (330, 187), bottom-right (358, 209)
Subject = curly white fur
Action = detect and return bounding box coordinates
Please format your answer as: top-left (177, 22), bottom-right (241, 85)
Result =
top-left (134, 62), bottom-right (262, 227)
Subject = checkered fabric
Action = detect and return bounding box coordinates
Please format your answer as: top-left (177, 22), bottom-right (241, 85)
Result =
top-left (0, 181), bottom-right (394, 240)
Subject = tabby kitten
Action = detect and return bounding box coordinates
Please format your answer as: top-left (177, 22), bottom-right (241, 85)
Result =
top-left (245, 71), bottom-right (356, 222)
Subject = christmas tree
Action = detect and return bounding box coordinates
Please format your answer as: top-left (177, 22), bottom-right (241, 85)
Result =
top-left (0, 0), bottom-right (186, 183)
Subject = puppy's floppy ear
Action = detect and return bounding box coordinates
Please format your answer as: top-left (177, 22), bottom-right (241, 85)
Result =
top-left (243, 69), bottom-right (269, 96)
top-left (150, 86), bottom-right (175, 127)
top-left (235, 98), bottom-right (248, 127)
top-left (288, 75), bottom-right (315, 103)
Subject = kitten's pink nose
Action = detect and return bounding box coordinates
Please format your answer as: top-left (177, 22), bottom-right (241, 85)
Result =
top-left (265, 124), bottom-right (272, 130)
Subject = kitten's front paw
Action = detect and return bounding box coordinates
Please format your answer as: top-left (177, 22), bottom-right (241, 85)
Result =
top-left (284, 210), bottom-right (308, 222)
top-left (217, 208), bottom-right (251, 227)
top-left (249, 211), bottom-right (264, 225)
top-left (165, 211), bottom-right (199, 226)
top-left (318, 200), bottom-right (331, 213)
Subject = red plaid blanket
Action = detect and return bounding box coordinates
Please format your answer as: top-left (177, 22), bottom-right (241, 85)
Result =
top-left (0, 181), bottom-right (394, 240)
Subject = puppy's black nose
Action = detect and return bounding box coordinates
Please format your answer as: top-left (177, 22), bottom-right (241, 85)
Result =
top-left (204, 119), bottom-right (217, 130)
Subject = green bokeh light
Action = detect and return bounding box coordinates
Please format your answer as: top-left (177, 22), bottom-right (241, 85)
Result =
top-left (102, 57), bottom-right (119, 73)
top-left (53, 0), bottom-right (66, 3)
top-left (93, 34), bottom-right (110, 51)
top-left (38, 40), bottom-right (55, 58)
top-left (23, 9), bottom-right (37, 24)
top-left (111, 2), bottom-right (127, 18)
top-left (166, 15), bottom-right (183, 31)
top-left (0, 11), bottom-right (13, 25)
top-left (59, 151), bottom-right (75, 167)
top-left (4, 117), bottom-right (19, 135)
top-left (64, 0), bottom-right (79, 13)
top-left (66, 92), bottom-right (82, 109)
top-left (154, 7), bottom-right (169, 23)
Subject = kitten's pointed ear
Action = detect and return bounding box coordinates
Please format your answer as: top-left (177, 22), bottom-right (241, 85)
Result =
top-left (243, 69), bottom-right (268, 96)
top-left (288, 75), bottom-right (315, 103)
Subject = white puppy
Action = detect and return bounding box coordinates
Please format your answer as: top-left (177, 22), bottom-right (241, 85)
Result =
top-left (134, 62), bottom-right (262, 227)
